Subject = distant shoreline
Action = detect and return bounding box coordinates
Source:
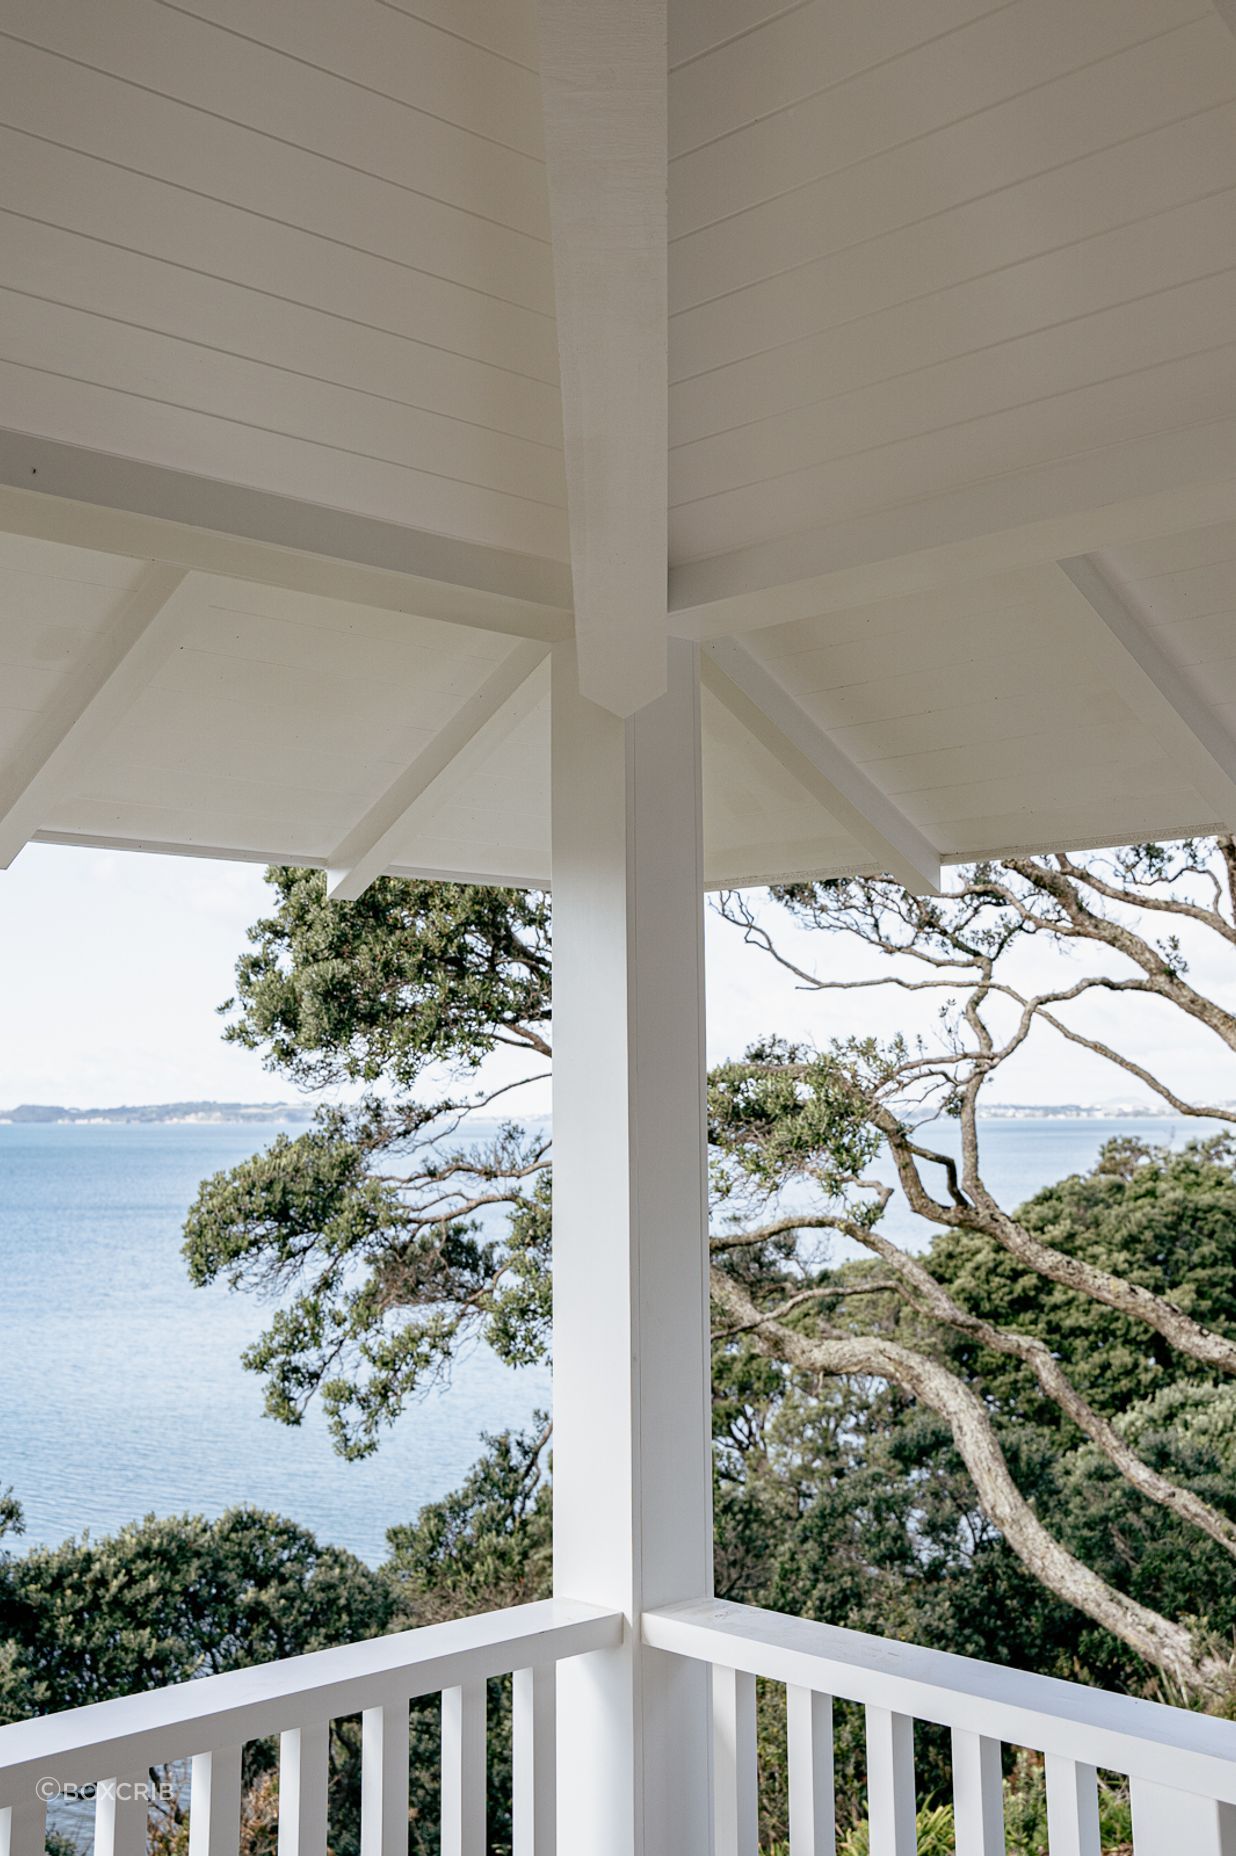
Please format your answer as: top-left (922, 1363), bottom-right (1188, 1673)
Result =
top-left (0, 1099), bottom-right (1227, 1127)
top-left (0, 1101), bottom-right (312, 1126)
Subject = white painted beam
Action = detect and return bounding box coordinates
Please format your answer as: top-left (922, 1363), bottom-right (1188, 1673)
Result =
top-left (536, 0), bottom-right (668, 717)
top-left (326, 641), bottom-right (548, 901)
top-left (0, 562), bottom-right (192, 867)
top-left (1059, 554), bottom-right (1236, 828)
top-left (703, 637), bottom-right (941, 893)
top-left (0, 436), bottom-right (573, 642)
top-left (668, 462), bottom-right (1236, 643)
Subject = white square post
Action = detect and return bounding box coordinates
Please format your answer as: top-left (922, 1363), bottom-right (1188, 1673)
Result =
top-left (551, 637), bottom-right (715, 1855)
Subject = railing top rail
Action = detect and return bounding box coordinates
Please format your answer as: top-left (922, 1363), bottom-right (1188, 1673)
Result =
top-left (0, 1598), bottom-right (621, 1807)
top-left (644, 1598), bottom-right (1236, 1806)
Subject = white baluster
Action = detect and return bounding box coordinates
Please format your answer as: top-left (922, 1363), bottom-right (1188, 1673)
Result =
top-left (278, 1725), bottom-right (328, 1856)
top-left (865, 1708), bottom-right (916, 1856)
top-left (0, 1800), bottom-right (47, 1856)
top-left (96, 1776), bottom-right (150, 1856)
top-left (440, 1681), bottom-right (486, 1856)
top-left (952, 1730), bottom-right (1004, 1856)
top-left (1130, 1777), bottom-right (1236, 1855)
top-left (787, 1686), bottom-right (834, 1856)
top-left (713, 1666), bottom-right (759, 1856)
top-left (189, 1748), bottom-right (241, 1856)
top-left (361, 1704), bottom-right (408, 1856)
top-left (512, 1665), bottom-right (555, 1856)
top-left (1045, 1755), bottom-right (1101, 1856)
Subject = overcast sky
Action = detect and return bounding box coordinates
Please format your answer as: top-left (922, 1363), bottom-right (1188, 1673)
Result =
top-left (0, 842), bottom-right (1231, 1112)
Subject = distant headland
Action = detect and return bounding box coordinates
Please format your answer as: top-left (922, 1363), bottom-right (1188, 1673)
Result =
top-left (0, 1101), bottom-right (313, 1125)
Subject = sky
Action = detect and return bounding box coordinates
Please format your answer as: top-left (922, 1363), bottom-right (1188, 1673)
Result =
top-left (0, 841), bottom-right (1232, 1112)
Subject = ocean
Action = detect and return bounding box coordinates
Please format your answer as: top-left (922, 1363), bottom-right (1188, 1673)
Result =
top-left (0, 1115), bottom-right (1223, 1566)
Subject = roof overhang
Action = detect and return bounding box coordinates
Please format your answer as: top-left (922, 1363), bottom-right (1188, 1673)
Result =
top-left (3, 0), bottom-right (1236, 891)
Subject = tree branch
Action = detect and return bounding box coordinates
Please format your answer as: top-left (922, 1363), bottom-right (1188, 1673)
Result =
top-left (709, 1267), bottom-right (1218, 1697)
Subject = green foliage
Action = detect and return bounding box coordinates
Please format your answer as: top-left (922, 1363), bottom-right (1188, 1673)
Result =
top-left (708, 1038), bottom-right (883, 1203)
top-left (183, 868), bottom-right (556, 1458)
top-left (835, 1801), bottom-right (956, 1856)
top-left (928, 1137), bottom-right (1236, 1425)
top-left (183, 1099), bottom-right (551, 1457)
top-left (386, 1423), bottom-right (552, 1625)
top-left (999, 1751), bottom-right (1133, 1855)
top-left (222, 869), bottom-right (550, 1089)
top-left (0, 1508), bottom-right (394, 1721)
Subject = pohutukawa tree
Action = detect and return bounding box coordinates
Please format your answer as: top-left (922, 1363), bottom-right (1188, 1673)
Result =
top-left (185, 842), bottom-right (1236, 1702)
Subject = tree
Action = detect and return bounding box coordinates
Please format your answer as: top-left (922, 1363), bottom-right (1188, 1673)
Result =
top-left (0, 1509), bottom-right (399, 1856)
top-left (0, 1507), bottom-right (394, 1720)
top-left (185, 871), bottom-right (552, 1462)
top-left (711, 843), bottom-right (1236, 1696)
top-left (186, 841), bottom-right (1236, 1701)
top-left (0, 1490), bottom-right (21, 1541)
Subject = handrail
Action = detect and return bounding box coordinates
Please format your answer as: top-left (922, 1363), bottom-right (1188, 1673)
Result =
top-left (0, 1598), bottom-right (622, 1807)
top-left (643, 1596), bottom-right (1236, 1805)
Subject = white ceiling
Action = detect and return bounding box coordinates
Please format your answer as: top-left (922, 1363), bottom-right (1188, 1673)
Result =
top-left (1, 0), bottom-right (1234, 888)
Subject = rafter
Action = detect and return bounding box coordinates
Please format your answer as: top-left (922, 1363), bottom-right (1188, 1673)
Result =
top-left (0, 563), bottom-right (193, 868)
top-left (326, 642), bottom-right (549, 902)
top-left (0, 438), bottom-right (573, 644)
top-left (669, 454), bottom-right (1236, 643)
top-left (536, 0), bottom-right (668, 716)
top-left (703, 638), bottom-right (941, 893)
top-left (1059, 554), bottom-right (1236, 828)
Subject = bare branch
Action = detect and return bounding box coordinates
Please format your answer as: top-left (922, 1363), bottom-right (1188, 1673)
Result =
top-left (710, 1267), bottom-right (1217, 1697)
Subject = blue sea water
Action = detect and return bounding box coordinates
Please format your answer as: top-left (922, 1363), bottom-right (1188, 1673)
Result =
top-left (0, 1116), bottom-right (1223, 1565)
top-left (0, 1122), bottom-right (551, 1566)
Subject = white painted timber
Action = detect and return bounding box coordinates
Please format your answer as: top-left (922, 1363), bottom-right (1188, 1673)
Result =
top-left (0, 448), bottom-right (574, 642)
top-left (440, 1683), bottom-right (486, 1856)
top-left (189, 1747), bottom-right (242, 1856)
top-left (360, 1704), bottom-right (407, 1856)
top-left (951, 1729), bottom-right (1004, 1856)
top-left (787, 1686), bottom-right (834, 1856)
top-left (703, 638), bottom-right (941, 892)
top-left (95, 1780), bottom-right (149, 1856)
top-left (0, 560), bottom-right (192, 866)
top-left (278, 1725), bottom-right (328, 1856)
top-left (1059, 554), bottom-right (1236, 827)
top-left (642, 1600), bottom-right (1236, 1806)
top-left (512, 1665), bottom-right (556, 1856)
top-left (326, 641), bottom-right (548, 900)
top-left (536, 0), bottom-right (668, 716)
top-left (865, 1709), bottom-right (915, 1856)
top-left (0, 1801), bottom-right (44, 1856)
top-left (713, 1666), bottom-right (758, 1856)
top-left (0, 1601), bottom-right (621, 1810)
top-left (1044, 1756), bottom-right (1101, 1856)
top-left (1130, 1777), bottom-right (1236, 1855)
top-left (551, 640), bottom-right (713, 1856)
top-left (668, 468), bottom-right (1236, 644)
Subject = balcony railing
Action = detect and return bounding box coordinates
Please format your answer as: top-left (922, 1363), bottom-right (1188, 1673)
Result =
top-left (644, 1597), bottom-right (1236, 1856)
top-left (5, 1595), bottom-right (1236, 1856)
top-left (0, 1599), bottom-right (620, 1856)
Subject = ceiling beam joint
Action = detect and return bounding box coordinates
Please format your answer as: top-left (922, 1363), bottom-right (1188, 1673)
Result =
top-left (327, 641), bottom-right (549, 902)
top-left (704, 638), bottom-right (941, 893)
top-left (1059, 553), bottom-right (1236, 829)
top-left (0, 562), bottom-right (193, 869)
top-left (536, 0), bottom-right (668, 716)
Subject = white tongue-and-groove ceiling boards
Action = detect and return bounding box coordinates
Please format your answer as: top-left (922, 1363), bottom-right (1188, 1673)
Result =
top-left (1, 0), bottom-right (1235, 888)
